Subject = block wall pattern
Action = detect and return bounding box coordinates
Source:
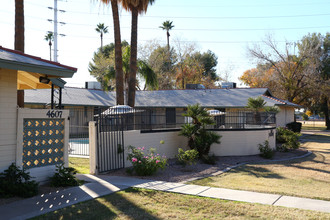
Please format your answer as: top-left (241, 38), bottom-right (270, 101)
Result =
top-left (22, 119), bottom-right (64, 168)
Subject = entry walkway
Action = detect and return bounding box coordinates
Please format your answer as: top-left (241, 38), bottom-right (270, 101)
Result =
top-left (0, 174), bottom-right (329, 219)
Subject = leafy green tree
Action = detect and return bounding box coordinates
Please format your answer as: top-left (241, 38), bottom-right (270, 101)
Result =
top-left (159, 20), bottom-right (174, 49)
top-left (179, 104), bottom-right (221, 156)
top-left (121, 0), bottom-right (156, 107)
top-left (89, 43), bottom-right (157, 93)
top-left (148, 46), bottom-right (177, 89)
top-left (192, 50), bottom-right (218, 81)
top-left (44, 32), bottom-right (53, 61)
top-left (95, 23), bottom-right (108, 52)
top-left (298, 33), bottom-right (330, 129)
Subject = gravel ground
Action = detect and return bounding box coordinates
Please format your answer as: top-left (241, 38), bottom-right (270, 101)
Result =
top-left (105, 148), bottom-right (309, 183)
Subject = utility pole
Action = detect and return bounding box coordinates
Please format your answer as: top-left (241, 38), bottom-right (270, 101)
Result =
top-left (54, 0), bottom-right (58, 62)
top-left (48, 0), bottom-right (66, 62)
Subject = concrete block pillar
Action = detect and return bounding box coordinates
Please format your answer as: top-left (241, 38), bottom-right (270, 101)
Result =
top-left (89, 121), bottom-right (98, 175)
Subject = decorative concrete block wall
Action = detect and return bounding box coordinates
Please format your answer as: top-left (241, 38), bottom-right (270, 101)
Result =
top-left (17, 109), bottom-right (70, 182)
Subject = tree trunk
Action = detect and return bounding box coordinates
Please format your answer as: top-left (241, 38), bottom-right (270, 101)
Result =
top-left (15, 0), bottom-right (24, 108)
top-left (111, 0), bottom-right (124, 105)
top-left (15, 0), bottom-right (24, 52)
top-left (321, 96), bottom-right (330, 130)
top-left (127, 7), bottom-right (138, 107)
top-left (100, 33), bottom-right (103, 52)
top-left (49, 42), bottom-right (52, 61)
top-left (166, 30), bottom-right (170, 50)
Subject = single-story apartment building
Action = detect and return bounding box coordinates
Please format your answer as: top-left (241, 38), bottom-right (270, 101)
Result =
top-left (0, 46), bottom-right (76, 181)
top-left (25, 86), bottom-right (300, 129)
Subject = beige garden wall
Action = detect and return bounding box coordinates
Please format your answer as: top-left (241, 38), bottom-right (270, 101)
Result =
top-left (120, 128), bottom-right (276, 168)
top-left (209, 129), bottom-right (276, 156)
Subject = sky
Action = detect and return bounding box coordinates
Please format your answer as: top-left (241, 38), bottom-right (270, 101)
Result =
top-left (0, 0), bottom-right (329, 88)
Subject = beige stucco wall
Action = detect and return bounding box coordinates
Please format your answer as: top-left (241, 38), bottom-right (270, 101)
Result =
top-left (123, 130), bottom-right (188, 167)
top-left (210, 129), bottom-right (276, 156)
top-left (0, 68), bottom-right (17, 172)
top-left (118, 128), bottom-right (276, 168)
top-left (276, 106), bottom-right (295, 127)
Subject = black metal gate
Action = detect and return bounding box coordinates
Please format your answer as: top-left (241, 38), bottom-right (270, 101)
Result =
top-left (96, 110), bottom-right (125, 173)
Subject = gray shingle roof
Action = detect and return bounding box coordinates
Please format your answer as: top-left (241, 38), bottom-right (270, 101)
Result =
top-left (25, 87), bottom-right (300, 108)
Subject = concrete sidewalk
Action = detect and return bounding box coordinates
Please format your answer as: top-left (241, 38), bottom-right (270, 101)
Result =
top-left (0, 174), bottom-right (329, 219)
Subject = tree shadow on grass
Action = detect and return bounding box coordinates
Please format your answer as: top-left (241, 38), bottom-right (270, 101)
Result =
top-left (35, 188), bottom-right (160, 220)
top-left (228, 165), bottom-right (285, 179)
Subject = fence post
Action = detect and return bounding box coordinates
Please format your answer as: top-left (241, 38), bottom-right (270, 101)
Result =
top-left (89, 121), bottom-right (98, 175)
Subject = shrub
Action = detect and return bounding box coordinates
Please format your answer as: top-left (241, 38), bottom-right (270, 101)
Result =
top-left (179, 104), bottom-right (221, 157)
top-left (302, 113), bottom-right (309, 121)
top-left (50, 164), bottom-right (80, 187)
top-left (200, 154), bottom-right (217, 165)
top-left (286, 122), bottom-right (302, 133)
top-left (276, 127), bottom-right (301, 151)
top-left (0, 163), bottom-right (38, 198)
top-left (258, 140), bottom-right (274, 159)
top-left (127, 146), bottom-right (167, 176)
top-left (177, 148), bottom-right (199, 166)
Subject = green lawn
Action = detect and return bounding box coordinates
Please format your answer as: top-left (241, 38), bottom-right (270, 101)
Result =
top-left (300, 120), bottom-right (327, 130)
top-left (69, 157), bottom-right (89, 174)
top-left (191, 134), bottom-right (330, 201)
top-left (32, 188), bottom-right (330, 220)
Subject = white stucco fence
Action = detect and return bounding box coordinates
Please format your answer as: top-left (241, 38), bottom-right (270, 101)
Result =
top-left (89, 121), bottom-right (276, 174)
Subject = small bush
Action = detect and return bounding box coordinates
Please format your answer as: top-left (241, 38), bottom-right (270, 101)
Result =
top-left (200, 154), bottom-right (217, 165)
top-left (302, 113), bottom-right (309, 121)
top-left (50, 164), bottom-right (80, 187)
top-left (0, 163), bottom-right (38, 198)
top-left (276, 127), bottom-right (301, 151)
top-left (286, 122), bottom-right (302, 133)
top-left (258, 140), bottom-right (274, 159)
top-left (127, 146), bottom-right (167, 176)
top-left (177, 148), bottom-right (199, 166)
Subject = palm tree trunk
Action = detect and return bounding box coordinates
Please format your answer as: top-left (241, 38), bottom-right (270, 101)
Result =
top-left (100, 33), bottom-right (103, 52)
top-left (15, 0), bottom-right (24, 108)
top-left (49, 42), bottom-right (52, 61)
top-left (166, 30), bottom-right (170, 50)
top-left (127, 7), bottom-right (138, 107)
top-left (15, 0), bottom-right (24, 52)
top-left (111, 0), bottom-right (124, 105)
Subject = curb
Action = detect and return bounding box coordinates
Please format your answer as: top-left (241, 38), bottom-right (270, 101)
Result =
top-left (180, 151), bottom-right (313, 184)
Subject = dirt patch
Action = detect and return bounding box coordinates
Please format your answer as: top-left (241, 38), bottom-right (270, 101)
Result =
top-left (105, 149), bottom-right (308, 183)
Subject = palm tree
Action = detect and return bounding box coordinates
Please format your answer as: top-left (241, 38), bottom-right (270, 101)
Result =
top-left (159, 20), bottom-right (174, 49)
top-left (95, 23), bottom-right (108, 52)
top-left (15, 0), bottom-right (24, 108)
top-left (121, 0), bottom-right (155, 107)
top-left (246, 96), bottom-right (266, 124)
top-left (15, 0), bottom-right (24, 52)
top-left (44, 32), bottom-right (53, 61)
top-left (99, 0), bottom-right (124, 105)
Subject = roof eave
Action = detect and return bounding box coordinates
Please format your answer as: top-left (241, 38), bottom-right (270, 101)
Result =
top-left (0, 59), bottom-right (76, 78)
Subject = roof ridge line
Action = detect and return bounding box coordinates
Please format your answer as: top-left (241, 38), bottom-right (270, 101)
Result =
top-left (262, 94), bottom-right (286, 104)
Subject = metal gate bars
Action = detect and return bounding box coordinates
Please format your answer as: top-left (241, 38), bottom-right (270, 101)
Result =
top-left (95, 111), bottom-right (125, 173)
